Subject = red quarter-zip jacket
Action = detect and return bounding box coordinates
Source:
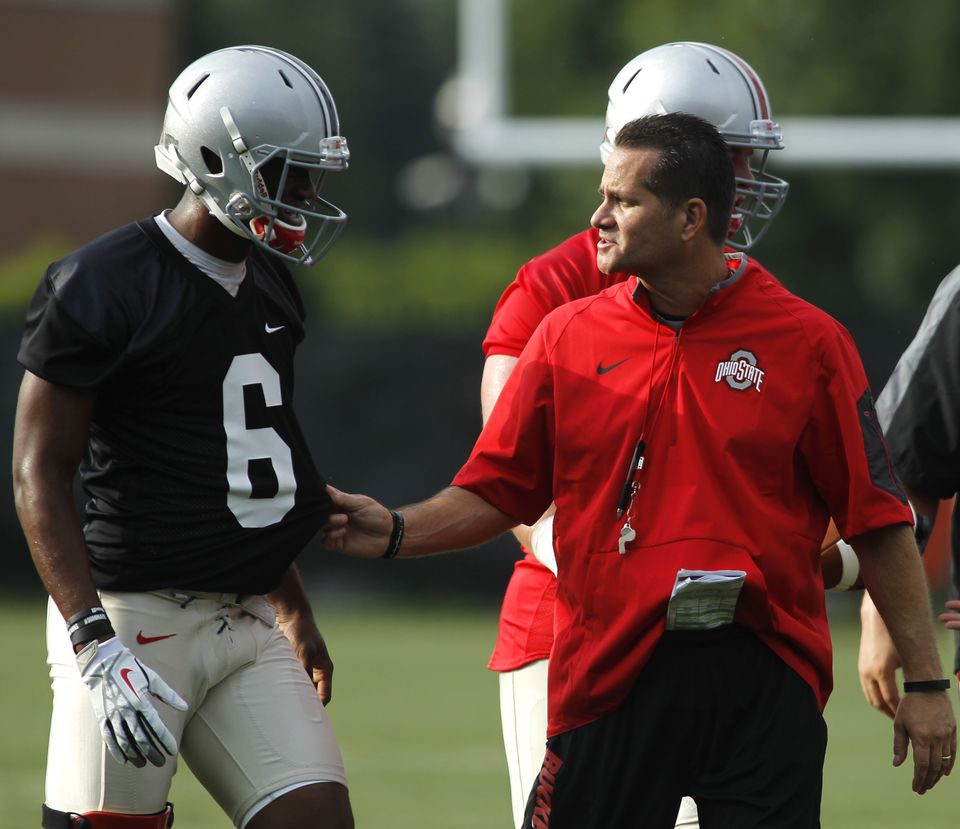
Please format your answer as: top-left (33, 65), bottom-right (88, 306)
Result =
top-left (454, 258), bottom-right (912, 736)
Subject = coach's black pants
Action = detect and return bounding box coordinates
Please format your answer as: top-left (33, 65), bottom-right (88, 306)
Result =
top-left (523, 625), bottom-right (826, 829)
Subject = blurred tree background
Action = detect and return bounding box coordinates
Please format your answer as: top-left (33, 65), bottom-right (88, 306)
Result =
top-left (171, 0), bottom-right (960, 369)
top-left (2, 0), bottom-right (960, 597)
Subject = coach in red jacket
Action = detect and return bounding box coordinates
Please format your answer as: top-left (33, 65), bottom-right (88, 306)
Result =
top-left (323, 113), bottom-right (955, 829)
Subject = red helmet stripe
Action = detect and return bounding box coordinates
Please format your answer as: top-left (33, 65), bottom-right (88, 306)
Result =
top-left (721, 50), bottom-right (770, 121)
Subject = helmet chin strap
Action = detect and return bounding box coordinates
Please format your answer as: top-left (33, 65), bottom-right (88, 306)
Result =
top-left (204, 193), bottom-right (251, 239)
top-left (155, 140), bottom-right (249, 239)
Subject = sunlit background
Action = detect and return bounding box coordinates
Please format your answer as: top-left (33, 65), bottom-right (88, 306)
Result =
top-left (2, 0), bottom-right (959, 826)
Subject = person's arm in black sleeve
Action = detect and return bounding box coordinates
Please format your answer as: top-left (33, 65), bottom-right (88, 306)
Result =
top-left (861, 266), bottom-right (960, 717)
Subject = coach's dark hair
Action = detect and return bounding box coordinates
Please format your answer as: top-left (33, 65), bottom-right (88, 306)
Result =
top-left (615, 113), bottom-right (735, 245)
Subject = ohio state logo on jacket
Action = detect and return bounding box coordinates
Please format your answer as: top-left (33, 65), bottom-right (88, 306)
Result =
top-left (715, 349), bottom-right (764, 392)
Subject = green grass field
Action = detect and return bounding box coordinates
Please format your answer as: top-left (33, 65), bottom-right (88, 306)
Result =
top-left (3, 595), bottom-right (958, 828)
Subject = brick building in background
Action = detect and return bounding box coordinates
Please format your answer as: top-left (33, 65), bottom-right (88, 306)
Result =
top-left (0, 0), bottom-right (175, 254)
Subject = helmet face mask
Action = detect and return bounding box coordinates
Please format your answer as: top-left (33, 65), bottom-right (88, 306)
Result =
top-left (156, 45), bottom-right (349, 266)
top-left (600, 42), bottom-right (788, 250)
top-left (727, 146), bottom-right (788, 250)
top-left (224, 142), bottom-right (349, 262)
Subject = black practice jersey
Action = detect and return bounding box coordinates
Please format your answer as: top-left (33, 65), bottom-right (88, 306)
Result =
top-left (18, 218), bottom-right (330, 593)
top-left (878, 265), bottom-right (960, 499)
top-left (877, 264), bottom-right (960, 670)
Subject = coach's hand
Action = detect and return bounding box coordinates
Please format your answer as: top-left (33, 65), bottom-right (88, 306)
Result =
top-left (322, 485), bottom-right (394, 558)
top-left (76, 636), bottom-right (188, 767)
top-left (893, 690), bottom-right (957, 794)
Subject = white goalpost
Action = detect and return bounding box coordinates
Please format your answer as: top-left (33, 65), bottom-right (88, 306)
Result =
top-left (447, 0), bottom-right (960, 169)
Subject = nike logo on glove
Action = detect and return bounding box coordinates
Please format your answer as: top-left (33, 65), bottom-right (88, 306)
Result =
top-left (136, 631), bottom-right (177, 645)
top-left (597, 357), bottom-right (630, 375)
top-left (119, 668), bottom-right (141, 698)
top-left (265, 323), bottom-right (286, 333)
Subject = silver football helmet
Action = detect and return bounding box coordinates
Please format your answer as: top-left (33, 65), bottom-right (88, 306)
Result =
top-left (601, 42), bottom-right (788, 250)
top-left (155, 45), bottom-right (349, 266)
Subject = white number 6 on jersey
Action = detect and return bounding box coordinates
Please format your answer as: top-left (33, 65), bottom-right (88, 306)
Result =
top-left (223, 353), bottom-right (296, 528)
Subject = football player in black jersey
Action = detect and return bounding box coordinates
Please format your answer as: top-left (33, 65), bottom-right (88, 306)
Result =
top-left (13, 46), bottom-right (354, 829)
top-left (859, 270), bottom-right (960, 720)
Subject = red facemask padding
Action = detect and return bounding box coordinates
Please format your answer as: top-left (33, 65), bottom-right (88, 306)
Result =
top-left (249, 214), bottom-right (307, 254)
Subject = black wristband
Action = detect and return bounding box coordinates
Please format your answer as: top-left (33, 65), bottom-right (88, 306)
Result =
top-left (903, 679), bottom-right (950, 693)
top-left (382, 510), bottom-right (404, 559)
top-left (66, 606), bottom-right (116, 650)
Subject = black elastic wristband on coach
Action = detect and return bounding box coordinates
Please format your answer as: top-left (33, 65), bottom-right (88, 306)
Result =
top-left (903, 678), bottom-right (950, 692)
top-left (66, 606), bottom-right (116, 649)
top-left (382, 510), bottom-right (404, 559)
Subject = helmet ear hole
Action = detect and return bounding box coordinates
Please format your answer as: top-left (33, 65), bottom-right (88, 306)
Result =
top-left (200, 146), bottom-right (223, 175)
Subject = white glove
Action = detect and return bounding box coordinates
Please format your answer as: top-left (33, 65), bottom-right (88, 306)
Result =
top-left (76, 636), bottom-right (188, 767)
top-left (530, 515), bottom-right (557, 576)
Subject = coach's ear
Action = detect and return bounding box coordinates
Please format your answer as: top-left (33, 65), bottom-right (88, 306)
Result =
top-left (679, 197), bottom-right (708, 241)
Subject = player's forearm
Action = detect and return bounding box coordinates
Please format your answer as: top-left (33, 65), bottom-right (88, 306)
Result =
top-left (855, 523), bottom-right (944, 681)
top-left (13, 372), bottom-right (99, 619)
top-left (14, 476), bottom-right (99, 619)
top-left (480, 354), bottom-right (519, 424)
top-left (511, 503), bottom-right (558, 556)
top-left (511, 524), bottom-right (534, 551)
top-left (267, 563), bottom-right (315, 622)
top-left (481, 354), bottom-right (545, 554)
top-left (860, 588), bottom-right (885, 634)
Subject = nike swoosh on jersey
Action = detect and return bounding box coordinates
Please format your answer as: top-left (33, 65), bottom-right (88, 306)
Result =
top-left (265, 323), bottom-right (286, 333)
top-left (597, 357), bottom-right (630, 375)
top-left (136, 631), bottom-right (177, 645)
